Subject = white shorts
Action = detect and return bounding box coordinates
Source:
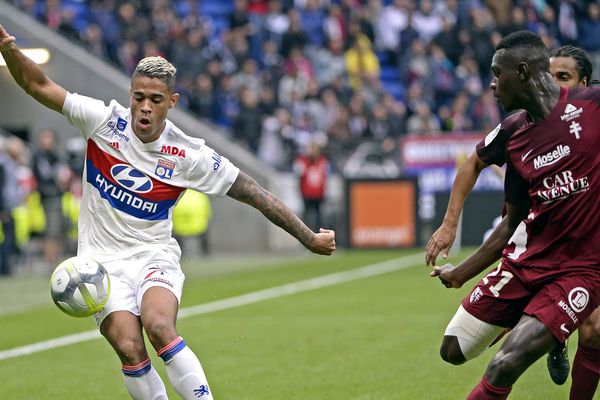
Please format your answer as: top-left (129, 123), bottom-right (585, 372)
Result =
top-left (91, 245), bottom-right (185, 327)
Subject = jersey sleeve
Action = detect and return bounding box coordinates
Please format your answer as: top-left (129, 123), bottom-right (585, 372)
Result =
top-left (476, 123), bottom-right (510, 166)
top-left (186, 143), bottom-right (240, 196)
top-left (62, 92), bottom-right (111, 139)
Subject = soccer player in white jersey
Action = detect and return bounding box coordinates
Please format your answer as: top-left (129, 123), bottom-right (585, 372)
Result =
top-left (0, 25), bottom-right (335, 400)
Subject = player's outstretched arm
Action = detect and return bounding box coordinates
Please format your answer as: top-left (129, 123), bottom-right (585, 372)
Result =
top-left (0, 24), bottom-right (66, 113)
top-left (425, 152), bottom-right (490, 266)
top-left (226, 171), bottom-right (336, 255)
top-left (430, 201), bottom-right (527, 288)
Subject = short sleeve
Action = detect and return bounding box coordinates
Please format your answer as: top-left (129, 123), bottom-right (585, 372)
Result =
top-left (476, 123), bottom-right (510, 167)
top-left (62, 92), bottom-right (111, 139)
top-left (186, 143), bottom-right (240, 196)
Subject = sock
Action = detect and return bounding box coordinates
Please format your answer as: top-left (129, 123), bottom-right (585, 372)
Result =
top-left (467, 375), bottom-right (512, 400)
top-left (570, 343), bottom-right (600, 400)
top-left (122, 359), bottom-right (168, 400)
top-left (158, 336), bottom-right (213, 400)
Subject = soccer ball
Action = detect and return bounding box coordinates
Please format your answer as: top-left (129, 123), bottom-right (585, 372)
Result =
top-left (50, 256), bottom-right (111, 318)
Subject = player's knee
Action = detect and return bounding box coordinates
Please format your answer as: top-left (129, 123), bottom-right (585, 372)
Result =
top-left (440, 335), bottom-right (467, 365)
top-left (114, 338), bottom-right (147, 365)
top-left (578, 313), bottom-right (600, 348)
top-left (144, 319), bottom-right (177, 346)
top-left (487, 349), bottom-right (520, 385)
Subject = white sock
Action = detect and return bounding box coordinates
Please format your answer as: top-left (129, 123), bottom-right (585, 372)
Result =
top-left (158, 337), bottom-right (213, 400)
top-left (122, 360), bottom-right (168, 400)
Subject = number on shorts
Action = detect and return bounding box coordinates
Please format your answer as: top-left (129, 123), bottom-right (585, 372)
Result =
top-left (482, 264), bottom-right (514, 297)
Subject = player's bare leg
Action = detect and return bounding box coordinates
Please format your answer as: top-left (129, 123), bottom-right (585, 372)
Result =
top-left (467, 315), bottom-right (556, 399)
top-left (101, 311), bottom-right (168, 399)
top-left (141, 287), bottom-right (213, 400)
top-left (570, 307), bottom-right (600, 400)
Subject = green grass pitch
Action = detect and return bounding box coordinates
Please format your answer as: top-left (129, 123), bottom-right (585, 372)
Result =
top-left (0, 249), bottom-right (579, 399)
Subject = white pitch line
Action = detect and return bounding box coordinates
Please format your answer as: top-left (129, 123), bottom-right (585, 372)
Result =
top-left (0, 252), bottom-right (424, 361)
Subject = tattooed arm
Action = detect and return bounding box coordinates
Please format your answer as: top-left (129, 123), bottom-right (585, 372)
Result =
top-left (227, 171), bottom-right (336, 255)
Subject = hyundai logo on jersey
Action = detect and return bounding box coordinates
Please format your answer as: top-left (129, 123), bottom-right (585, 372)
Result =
top-left (86, 140), bottom-right (185, 220)
top-left (111, 164), bottom-right (153, 193)
top-left (117, 117), bottom-right (128, 131)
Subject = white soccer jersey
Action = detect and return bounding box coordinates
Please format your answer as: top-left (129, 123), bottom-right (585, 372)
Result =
top-left (62, 92), bottom-right (240, 260)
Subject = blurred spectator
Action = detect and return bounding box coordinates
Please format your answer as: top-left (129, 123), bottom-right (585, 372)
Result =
top-left (215, 74), bottom-right (240, 127)
top-left (58, 8), bottom-right (80, 41)
top-left (232, 58), bottom-right (262, 94)
top-left (258, 108), bottom-right (295, 169)
top-left (439, 91), bottom-right (473, 132)
top-left (0, 136), bottom-right (25, 276)
top-left (171, 27), bottom-right (210, 81)
top-left (455, 54), bottom-right (484, 99)
top-left (326, 106), bottom-right (354, 170)
top-left (233, 87), bottom-right (264, 151)
top-left (375, 0), bottom-right (409, 62)
top-left (173, 190), bottom-right (213, 258)
top-left (406, 101), bottom-right (440, 134)
top-left (472, 89), bottom-right (501, 132)
top-left (262, 0), bottom-right (290, 48)
top-left (579, 3), bottom-right (600, 54)
top-left (323, 3), bottom-right (346, 44)
top-left (82, 24), bottom-right (110, 60)
top-left (429, 44), bottom-right (456, 106)
top-left (345, 33), bottom-right (380, 90)
top-left (313, 38), bottom-right (346, 87)
top-left (300, 0), bottom-right (326, 48)
top-left (189, 74), bottom-right (218, 119)
top-left (32, 129), bottom-right (67, 268)
top-left (411, 0), bottom-right (442, 43)
top-left (293, 140), bottom-right (330, 231)
top-left (281, 9), bottom-right (308, 57)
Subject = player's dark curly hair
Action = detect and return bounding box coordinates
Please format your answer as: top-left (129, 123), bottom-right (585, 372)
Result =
top-left (496, 30), bottom-right (549, 69)
top-left (550, 45), bottom-right (593, 87)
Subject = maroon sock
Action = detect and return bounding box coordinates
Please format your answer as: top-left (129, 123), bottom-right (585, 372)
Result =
top-left (467, 375), bottom-right (512, 400)
top-left (570, 343), bottom-right (600, 400)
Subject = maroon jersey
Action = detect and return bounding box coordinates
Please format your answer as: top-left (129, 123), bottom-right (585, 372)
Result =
top-left (503, 86), bottom-right (600, 269)
top-left (476, 111), bottom-right (532, 167)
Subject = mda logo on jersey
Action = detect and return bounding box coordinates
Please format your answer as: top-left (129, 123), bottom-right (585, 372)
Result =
top-left (110, 164), bottom-right (153, 193)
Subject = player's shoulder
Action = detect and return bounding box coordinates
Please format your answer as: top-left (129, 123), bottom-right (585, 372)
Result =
top-left (567, 86), bottom-right (600, 103)
top-left (482, 111), bottom-right (529, 147)
top-left (501, 110), bottom-right (530, 132)
top-left (163, 122), bottom-right (208, 160)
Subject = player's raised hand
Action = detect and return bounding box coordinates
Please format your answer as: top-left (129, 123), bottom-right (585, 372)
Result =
top-left (0, 25), bottom-right (16, 52)
top-left (430, 263), bottom-right (463, 289)
top-left (425, 224), bottom-right (456, 266)
top-left (307, 228), bottom-right (336, 255)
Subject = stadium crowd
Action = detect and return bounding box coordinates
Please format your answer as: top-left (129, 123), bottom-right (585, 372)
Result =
top-left (5, 0), bottom-right (600, 173)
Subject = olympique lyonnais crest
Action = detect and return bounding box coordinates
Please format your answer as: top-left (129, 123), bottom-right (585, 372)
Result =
top-left (155, 158), bottom-right (175, 179)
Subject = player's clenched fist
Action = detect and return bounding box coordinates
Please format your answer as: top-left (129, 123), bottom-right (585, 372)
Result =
top-left (0, 25), bottom-right (16, 51)
top-left (308, 228), bottom-right (336, 255)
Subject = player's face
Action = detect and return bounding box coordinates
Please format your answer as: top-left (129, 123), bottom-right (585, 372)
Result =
top-left (549, 56), bottom-right (587, 89)
top-left (489, 50), bottom-right (521, 112)
top-left (129, 76), bottom-right (179, 143)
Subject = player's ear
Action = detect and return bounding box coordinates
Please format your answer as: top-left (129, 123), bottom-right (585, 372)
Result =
top-left (517, 62), bottom-right (529, 80)
top-left (169, 92), bottom-right (180, 108)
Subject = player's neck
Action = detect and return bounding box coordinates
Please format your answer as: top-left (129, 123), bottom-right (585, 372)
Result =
top-left (525, 76), bottom-right (561, 123)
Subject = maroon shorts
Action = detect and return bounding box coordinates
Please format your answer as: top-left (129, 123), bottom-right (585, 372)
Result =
top-left (461, 261), bottom-right (600, 343)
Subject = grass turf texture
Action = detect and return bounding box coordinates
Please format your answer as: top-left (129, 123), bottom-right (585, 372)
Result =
top-left (0, 249), bottom-right (577, 399)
